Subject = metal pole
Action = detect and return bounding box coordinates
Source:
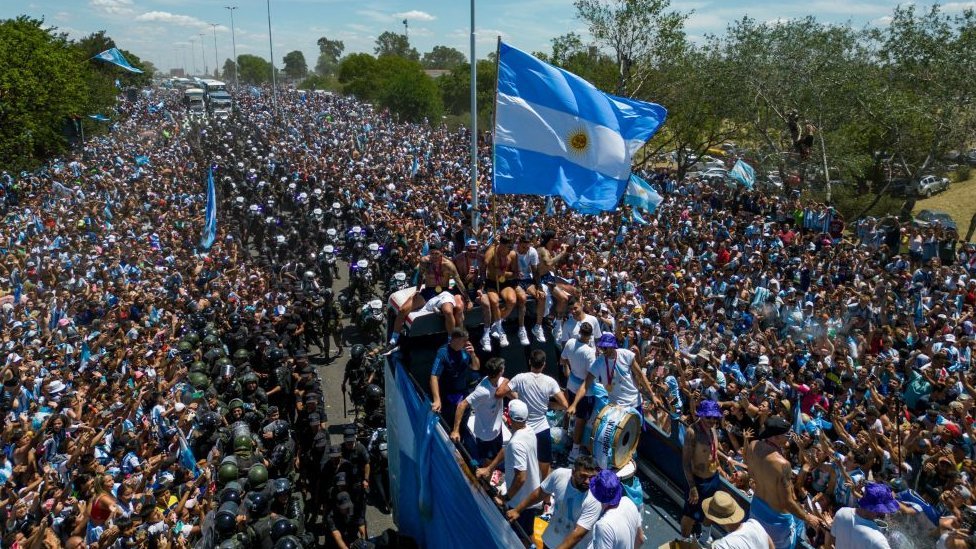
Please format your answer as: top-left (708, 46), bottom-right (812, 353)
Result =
top-left (469, 0), bottom-right (478, 233)
top-left (266, 0), bottom-right (278, 116)
top-left (190, 38), bottom-right (197, 75)
top-left (199, 33), bottom-right (208, 75)
top-left (225, 6), bottom-right (239, 86)
top-left (210, 24), bottom-right (219, 78)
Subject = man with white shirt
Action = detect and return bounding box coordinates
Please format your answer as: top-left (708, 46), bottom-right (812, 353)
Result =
top-left (587, 469), bottom-right (643, 549)
top-left (477, 400), bottom-right (541, 543)
top-left (506, 456), bottom-right (601, 549)
top-left (560, 322), bottom-right (597, 463)
top-left (451, 357), bottom-right (506, 465)
top-left (827, 482), bottom-right (896, 549)
top-left (703, 491), bottom-right (774, 549)
top-left (557, 300), bottom-right (602, 347)
top-left (498, 349), bottom-right (569, 479)
top-left (569, 334), bottom-right (652, 413)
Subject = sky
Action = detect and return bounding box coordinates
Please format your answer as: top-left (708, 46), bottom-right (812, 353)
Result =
top-left (5, 0), bottom-right (975, 76)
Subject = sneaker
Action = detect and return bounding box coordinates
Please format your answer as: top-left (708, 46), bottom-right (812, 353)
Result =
top-left (490, 322), bottom-right (501, 339)
top-left (532, 324), bottom-right (546, 343)
top-left (552, 320), bottom-right (563, 341)
top-left (498, 331), bottom-right (510, 348)
top-left (518, 327), bottom-right (530, 346)
top-left (567, 446), bottom-right (580, 464)
top-left (480, 331), bottom-right (492, 352)
top-left (389, 332), bottom-right (400, 345)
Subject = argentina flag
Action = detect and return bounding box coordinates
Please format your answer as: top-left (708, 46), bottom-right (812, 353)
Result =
top-left (92, 48), bottom-right (144, 74)
top-left (729, 159), bottom-right (756, 189)
top-left (493, 42), bottom-right (667, 213)
top-left (200, 167), bottom-right (217, 250)
top-left (623, 174), bottom-right (663, 213)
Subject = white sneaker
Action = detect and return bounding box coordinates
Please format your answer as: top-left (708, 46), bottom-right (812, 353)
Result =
top-left (518, 327), bottom-right (530, 346)
top-left (552, 320), bottom-right (563, 341)
top-left (480, 330), bottom-right (492, 352)
top-left (490, 322), bottom-right (501, 339)
top-left (532, 325), bottom-right (546, 343)
top-left (498, 330), bottom-right (510, 348)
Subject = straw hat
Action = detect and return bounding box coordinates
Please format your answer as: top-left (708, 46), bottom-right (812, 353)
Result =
top-left (701, 491), bottom-right (745, 525)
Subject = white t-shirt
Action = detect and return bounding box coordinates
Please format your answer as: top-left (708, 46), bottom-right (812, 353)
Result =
top-left (712, 519), bottom-right (770, 549)
top-left (505, 427), bottom-right (541, 510)
top-left (561, 338), bottom-right (597, 393)
top-left (560, 314), bottom-right (603, 345)
top-left (588, 497), bottom-right (641, 549)
top-left (588, 348), bottom-right (640, 408)
top-left (517, 246), bottom-right (540, 281)
top-left (540, 468), bottom-right (594, 549)
top-left (509, 372), bottom-right (561, 434)
top-left (465, 376), bottom-right (505, 441)
top-left (830, 507), bottom-right (891, 549)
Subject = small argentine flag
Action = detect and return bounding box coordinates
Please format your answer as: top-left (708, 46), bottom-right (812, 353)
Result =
top-left (729, 159), bottom-right (756, 189)
top-left (622, 174), bottom-right (663, 213)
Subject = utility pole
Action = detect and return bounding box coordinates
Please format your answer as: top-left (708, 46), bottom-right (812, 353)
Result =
top-left (199, 33), bottom-right (208, 75)
top-left (189, 37), bottom-right (197, 74)
top-left (266, 0), bottom-right (278, 116)
top-left (469, 0), bottom-right (478, 232)
top-left (210, 24), bottom-right (219, 79)
top-left (403, 18), bottom-right (409, 40)
top-left (225, 6), bottom-right (239, 86)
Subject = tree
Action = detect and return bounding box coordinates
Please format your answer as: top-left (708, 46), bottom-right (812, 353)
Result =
top-left (221, 58), bottom-right (237, 81)
top-left (437, 59), bottom-right (497, 127)
top-left (422, 45), bottom-right (466, 69)
top-left (574, 0), bottom-right (688, 96)
top-left (237, 54), bottom-right (273, 84)
top-left (282, 50), bottom-right (307, 80)
top-left (0, 17), bottom-right (94, 170)
top-left (375, 56), bottom-right (442, 122)
top-left (542, 32), bottom-right (617, 91)
top-left (374, 31), bottom-right (419, 61)
top-left (337, 53), bottom-right (379, 100)
top-left (315, 36), bottom-right (344, 76)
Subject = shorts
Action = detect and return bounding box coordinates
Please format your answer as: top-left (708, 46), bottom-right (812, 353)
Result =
top-left (535, 428), bottom-right (553, 463)
top-left (422, 291), bottom-right (456, 313)
top-left (488, 279), bottom-right (517, 293)
top-left (516, 279), bottom-right (535, 291)
top-left (683, 472), bottom-right (722, 522)
top-left (566, 390), bottom-right (595, 420)
top-left (475, 433), bottom-right (503, 463)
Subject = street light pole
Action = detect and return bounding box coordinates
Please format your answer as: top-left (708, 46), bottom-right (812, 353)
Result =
top-left (199, 33), bottom-right (208, 75)
top-left (210, 24), bottom-right (219, 79)
top-left (266, 0), bottom-right (278, 116)
top-left (189, 38), bottom-right (197, 74)
top-left (225, 6), bottom-right (239, 86)
top-left (469, 0), bottom-right (478, 232)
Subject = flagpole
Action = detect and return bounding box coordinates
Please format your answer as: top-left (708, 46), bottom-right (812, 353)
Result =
top-left (490, 36), bottom-right (501, 236)
top-left (469, 0), bottom-right (478, 234)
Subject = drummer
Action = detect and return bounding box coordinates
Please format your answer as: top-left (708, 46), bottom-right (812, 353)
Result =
top-left (567, 334), bottom-right (653, 415)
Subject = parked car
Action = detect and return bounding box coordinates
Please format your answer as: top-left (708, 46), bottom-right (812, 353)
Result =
top-left (916, 175), bottom-right (950, 197)
top-left (914, 209), bottom-right (957, 231)
top-left (701, 168), bottom-right (728, 183)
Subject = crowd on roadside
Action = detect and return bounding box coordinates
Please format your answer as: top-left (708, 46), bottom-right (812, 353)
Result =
top-left (0, 77), bottom-right (972, 549)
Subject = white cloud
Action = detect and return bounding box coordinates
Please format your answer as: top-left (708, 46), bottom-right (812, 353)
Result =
top-left (871, 15), bottom-right (894, 25)
top-left (395, 10), bottom-right (436, 22)
top-left (89, 0), bottom-right (135, 16)
top-left (135, 11), bottom-right (227, 31)
top-left (942, 1), bottom-right (976, 10)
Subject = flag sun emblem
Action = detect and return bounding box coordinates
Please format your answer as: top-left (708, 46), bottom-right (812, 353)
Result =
top-left (568, 128), bottom-right (589, 155)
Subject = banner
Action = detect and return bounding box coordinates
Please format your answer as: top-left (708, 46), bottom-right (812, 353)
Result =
top-left (200, 167), bottom-right (217, 250)
top-left (92, 48), bottom-right (144, 74)
top-left (385, 359), bottom-right (523, 549)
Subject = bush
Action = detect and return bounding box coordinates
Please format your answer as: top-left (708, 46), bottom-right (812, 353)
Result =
top-left (956, 164), bottom-right (971, 182)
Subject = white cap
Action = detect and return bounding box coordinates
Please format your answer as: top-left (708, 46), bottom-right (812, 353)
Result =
top-left (508, 400), bottom-right (529, 422)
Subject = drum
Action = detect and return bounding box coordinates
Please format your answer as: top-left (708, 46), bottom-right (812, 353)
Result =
top-left (585, 404), bottom-right (641, 470)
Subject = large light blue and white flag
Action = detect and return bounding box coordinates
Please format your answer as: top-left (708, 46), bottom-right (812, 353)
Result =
top-left (92, 48), bottom-right (143, 74)
top-left (622, 173), bottom-right (663, 214)
top-left (200, 167), bottom-right (217, 250)
top-left (493, 42), bottom-right (667, 213)
top-left (729, 159), bottom-right (756, 189)
top-left (88, 114), bottom-right (110, 122)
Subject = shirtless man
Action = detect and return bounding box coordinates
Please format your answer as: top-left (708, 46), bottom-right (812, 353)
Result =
top-left (453, 238), bottom-right (492, 351)
top-left (679, 400), bottom-right (724, 548)
top-left (390, 241), bottom-right (468, 344)
top-left (484, 235), bottom-right (518, 348)
top-left (537, 230), bottom-right (571, 325)
top-left (745, 416), bottom-right (825, 549)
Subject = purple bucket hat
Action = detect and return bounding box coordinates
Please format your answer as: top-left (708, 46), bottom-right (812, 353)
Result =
top-left (590, 470), bottom-right (622, 506)
top-left (858, 482), bottom-right (899, 514)
top-left (696, 400), bottom-right (723, 419)
top-left (596, 333), bottom-right (618, 348)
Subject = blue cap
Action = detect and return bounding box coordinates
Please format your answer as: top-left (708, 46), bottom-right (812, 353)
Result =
top-left (596, 333), bottom-right (618, 348)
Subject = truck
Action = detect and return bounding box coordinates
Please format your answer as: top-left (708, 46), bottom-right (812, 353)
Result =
top-left (183, 88), bottom-right (206, 119)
